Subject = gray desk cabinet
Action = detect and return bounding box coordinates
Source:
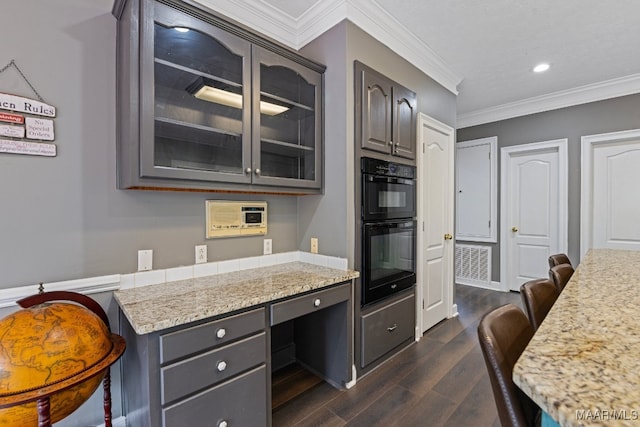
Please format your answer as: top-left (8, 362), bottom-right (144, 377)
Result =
top-left (120, 307), bottom-right (268, 427)
top-left (119, 281), bottom-right (354, 426)
top-left (355, 61), bottom-right (417, 162)
top-left (113, 0), bottom-right (325, 194)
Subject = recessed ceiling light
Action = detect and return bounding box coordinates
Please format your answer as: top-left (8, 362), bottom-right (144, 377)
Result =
top-left (533, 63), bottom-right (550, 73)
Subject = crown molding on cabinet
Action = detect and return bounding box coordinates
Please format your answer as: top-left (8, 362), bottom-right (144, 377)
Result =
top-left (193, 0), bottom-right (462, 95)
top-left (457, 73), bottom-right (640, 129)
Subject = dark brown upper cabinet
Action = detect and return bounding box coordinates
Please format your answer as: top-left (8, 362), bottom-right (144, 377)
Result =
top-left (355, 61), bottom-right (417, 162)
top-left (113, 0), bottom-right (324, 194)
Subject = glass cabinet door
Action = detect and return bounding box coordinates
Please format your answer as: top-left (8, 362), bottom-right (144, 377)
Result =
top-left (140, 3), bottom-right (252, 183)
top-left (251, 46), bottom-right (322, 189)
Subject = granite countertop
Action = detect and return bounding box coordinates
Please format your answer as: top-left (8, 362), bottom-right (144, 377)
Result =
top-left (513, 249), bottom-right (640, 427)
top-left (114, 261), bottom-right (359, 335)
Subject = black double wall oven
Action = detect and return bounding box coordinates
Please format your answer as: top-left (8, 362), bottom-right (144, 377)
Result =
top-left (361, 157), bottom-right (417, 306)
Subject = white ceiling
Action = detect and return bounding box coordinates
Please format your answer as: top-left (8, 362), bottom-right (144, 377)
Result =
top-left (193, 0), bottom-right (640, 127)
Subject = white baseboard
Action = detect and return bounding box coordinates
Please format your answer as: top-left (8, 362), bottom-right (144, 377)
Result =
top-left (456, 280), bottom-right (504, 292)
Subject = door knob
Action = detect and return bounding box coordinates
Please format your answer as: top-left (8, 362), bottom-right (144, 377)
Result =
top-left (444, 233), bottom-right (453, 240)
top-left (512, 226), bottom-right (519, 232)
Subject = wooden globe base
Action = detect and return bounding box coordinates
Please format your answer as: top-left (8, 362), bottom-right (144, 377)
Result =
top-left (0, 291), bottom-right (127, 427)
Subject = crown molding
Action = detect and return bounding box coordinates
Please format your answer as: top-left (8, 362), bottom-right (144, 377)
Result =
top-left (192, 0), bottom-right (299, 46)
top-left (343, 0), bottom-right (461, 94)
top-left (457, 73), bottom-right (640, 129)
top-left (193, 0), bottom-right (462, 94)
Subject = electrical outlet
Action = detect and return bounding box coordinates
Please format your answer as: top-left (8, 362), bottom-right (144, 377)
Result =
top-left (138, 249), bottom-right (153, 271)
top-left (263, 239), bottom-right (272, 255)
top-left (310, 237), bottom-right (318, 254)
top-left (195, 245), bottom-right (207, 264)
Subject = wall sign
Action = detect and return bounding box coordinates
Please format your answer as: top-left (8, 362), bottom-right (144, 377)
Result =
top-left (0, 112), bottom-right (24, 124)
top-left (0, 60), bottom-right (57, 157)
top-left (0, 139), bottom-right (56, 157)
top-left (0, 92), bottom-right (56, 117)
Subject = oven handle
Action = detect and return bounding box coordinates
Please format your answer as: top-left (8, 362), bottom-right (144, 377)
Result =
top-left (365, 221), bottom-right (416, 229)
top-left (365, 175), bottom-right (415, 186)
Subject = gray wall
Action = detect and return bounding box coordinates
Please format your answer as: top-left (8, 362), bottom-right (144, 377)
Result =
top-left (0, 1), bottom-right (300, 291)
top-left (457, 93), bottom-right (640, 282)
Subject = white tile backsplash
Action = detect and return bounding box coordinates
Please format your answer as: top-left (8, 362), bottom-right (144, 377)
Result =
top-left (194, 262), bottom-right (219, 278)
top-left (238, 256), bottom-right (262, 270)
top-left (217, 259), bottom-right (240, 274)
top-left (276, 251), bottom-right (299, 263)
top-left (166, 265), bottom-right (194, 282)
top-left (119, 274), bottom-right (135, 290)
top-left (259, 254), bottom-right (278, 267)
top-left (134, 270), bottom-right (166, 288)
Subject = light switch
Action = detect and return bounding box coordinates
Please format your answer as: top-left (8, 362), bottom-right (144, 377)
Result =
top-left (138, 249), bottom-right (153, 271)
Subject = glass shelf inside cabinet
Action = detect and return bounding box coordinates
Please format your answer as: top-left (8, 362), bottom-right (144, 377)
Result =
top-left (153, 23), bottom-right (246, 175)
top-left (259, 64), bottom-right (316, 181)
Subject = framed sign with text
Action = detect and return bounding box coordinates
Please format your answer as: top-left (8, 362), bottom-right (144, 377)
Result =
top-left (0, 60), bottom-right (57, 157)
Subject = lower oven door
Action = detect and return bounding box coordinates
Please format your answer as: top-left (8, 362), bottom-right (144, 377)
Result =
top-left (362, 219), bottom-right (416, 306)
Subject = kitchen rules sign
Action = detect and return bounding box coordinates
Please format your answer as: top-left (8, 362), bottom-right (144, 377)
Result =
top-left (0, 92), bottom-right (57, 157)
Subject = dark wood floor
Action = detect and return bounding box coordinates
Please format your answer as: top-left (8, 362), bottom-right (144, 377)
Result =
top-left (272, 284), bottom-right (522, 427)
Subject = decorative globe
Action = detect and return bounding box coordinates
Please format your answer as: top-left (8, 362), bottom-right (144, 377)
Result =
top-left (0, 302), bottom-right (114, 426)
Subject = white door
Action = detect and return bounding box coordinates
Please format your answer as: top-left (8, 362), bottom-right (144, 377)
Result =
top-left (501, 140), bottom-right (568, 292)
top-left (581, 130), bottom-right (640, 257)
top-left (417, 114), bottom-right (454, 333)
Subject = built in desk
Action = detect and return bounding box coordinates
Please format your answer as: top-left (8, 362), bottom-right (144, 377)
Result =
top-left (513, 249), bottom-right (640, 427)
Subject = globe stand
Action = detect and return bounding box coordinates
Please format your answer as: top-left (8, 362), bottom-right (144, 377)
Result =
top-left (0, 291), bottom-right (126, 427)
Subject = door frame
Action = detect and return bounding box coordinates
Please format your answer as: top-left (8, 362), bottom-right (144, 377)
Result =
top-left (580, 128), bottom-right (640, 259)
top-left (500, 139), bottom-right (568, 292)
top-left (416, 113), bottom-right (455, 339)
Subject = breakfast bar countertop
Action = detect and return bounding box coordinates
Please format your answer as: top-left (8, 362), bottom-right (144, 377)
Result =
top-left (114, 261), bottom-right (359, 335)
top-left (513, 249), bottom-right (640, 427)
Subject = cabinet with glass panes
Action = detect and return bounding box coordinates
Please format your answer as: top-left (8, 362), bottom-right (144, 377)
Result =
top-left (114, 0), bottom-right (324, 193)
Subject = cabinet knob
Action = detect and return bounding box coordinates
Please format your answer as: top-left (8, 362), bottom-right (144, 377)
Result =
top-left (388, 140), bottom-right (394, 146)
top-left (245, 167), bottom-right (252, 174)
top-left (216, 328), bottom-right (226, 339)
top-left (217, 361), bottom-right (227, 372)
top-left (218, 421), bottom-right (228, 427)
top-left (387, 324), bottom-right (398, 332)
top-left (254, 168), bottom-right (261, 176)
top-left (313, 298), bottom-right (321, 307)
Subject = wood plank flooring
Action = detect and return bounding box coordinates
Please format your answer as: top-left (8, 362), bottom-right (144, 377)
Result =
top-left (272, 284), bottom-right (522, 427)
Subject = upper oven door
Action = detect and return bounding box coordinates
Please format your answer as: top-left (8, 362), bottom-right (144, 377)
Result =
top-left (362, 173), bottom-right (416, 221)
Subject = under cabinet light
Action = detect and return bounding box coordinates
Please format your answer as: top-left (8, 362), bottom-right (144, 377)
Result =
top-left (188, 79), bottom-right (289, 116)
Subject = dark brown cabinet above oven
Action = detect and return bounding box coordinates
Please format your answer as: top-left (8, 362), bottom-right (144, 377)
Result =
top-left (355, 61), bottom-right (417, 162)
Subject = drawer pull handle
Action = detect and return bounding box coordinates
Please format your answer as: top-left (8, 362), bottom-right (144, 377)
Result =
top-left (387, 324), bottom-right (397, 332)
top-left (313, 298), bottom-right (321, 307)
top-left (217, 361), bottom-right (227, 372)
top-left (218, 421), bottom-right (228, 427)
top-left (216, 328), bottom-right (226, 339)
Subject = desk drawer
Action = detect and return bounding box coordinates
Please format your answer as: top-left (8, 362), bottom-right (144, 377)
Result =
top-left (270, 282), bottom-right (350, 325)
top-left (161, 332), bottom-right (266, 404)
top-left (361, 293), bottom-right (415, 367)
top-left (163, 365), bottom-right (267, 427)
top-left (160, 307), bottom-right (265, 364)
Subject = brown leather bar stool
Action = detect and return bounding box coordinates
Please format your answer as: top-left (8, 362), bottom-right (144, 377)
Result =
top-left (520, 278), bottom-right (559, 331)
top-left (548, 253), bottom-right (572, 269)
top-left (478, 304), bottom-right (540, 427)
top-left (549, 263), bottom-right (574, 293)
